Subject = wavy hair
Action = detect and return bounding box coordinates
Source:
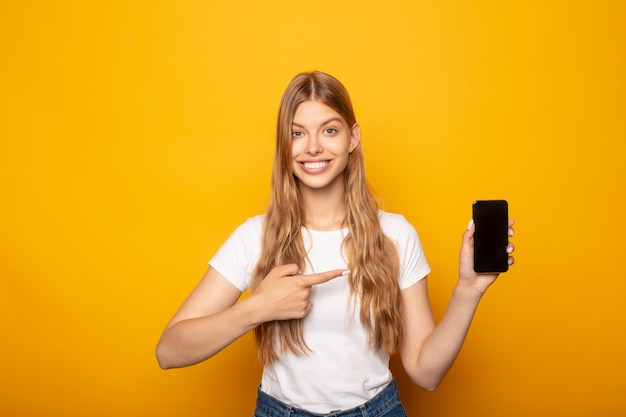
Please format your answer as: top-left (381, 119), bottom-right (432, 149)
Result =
top-left (251, 71), bottom-right (401, 364)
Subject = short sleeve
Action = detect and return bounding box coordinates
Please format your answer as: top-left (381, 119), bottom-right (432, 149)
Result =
top-left (379, 212), bottom-right (431, 290)
top-left (208, 215), bottom-right (264, 292)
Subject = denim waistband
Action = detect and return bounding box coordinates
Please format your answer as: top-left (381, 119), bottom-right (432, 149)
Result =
top-left (253, 379), bottom-right (406, 417)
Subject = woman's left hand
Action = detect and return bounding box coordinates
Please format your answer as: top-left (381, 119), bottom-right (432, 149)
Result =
top-left (458, 219), bottom-right (515, 295)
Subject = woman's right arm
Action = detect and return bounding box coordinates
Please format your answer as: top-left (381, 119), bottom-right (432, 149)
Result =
top-left (155, 266), bottom-right (259, 369)
top-left (155, 264), bottom-right (345, 369)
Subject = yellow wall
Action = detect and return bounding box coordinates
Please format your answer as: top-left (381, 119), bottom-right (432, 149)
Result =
top-left (1, 1), bottom-right (625, 416)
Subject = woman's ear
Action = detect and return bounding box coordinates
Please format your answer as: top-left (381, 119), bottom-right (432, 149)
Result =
top-left (349, 123), bottom-right (361, 153)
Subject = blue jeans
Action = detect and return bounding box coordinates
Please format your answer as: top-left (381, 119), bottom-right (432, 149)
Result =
top-left (253, 379), bottom-right (408, 417)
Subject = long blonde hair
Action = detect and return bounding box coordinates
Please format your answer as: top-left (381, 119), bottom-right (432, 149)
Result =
top-left (251, 71), bottom-right (401, 364)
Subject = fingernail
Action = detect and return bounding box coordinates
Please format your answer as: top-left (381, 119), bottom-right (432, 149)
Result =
top-left (507, 246), bottom-right (513, 254)
top-left (467, 219), bottom-right (474, 230)
top-left (341, 270), bottom-right (351, 276)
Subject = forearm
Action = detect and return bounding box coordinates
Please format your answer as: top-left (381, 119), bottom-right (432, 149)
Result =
top-left (156, 265), bottom-right (346, 369)
top-left (409, 284), bottom-right (483, 390)
top-left (156, 296), bottom-right (262, 369)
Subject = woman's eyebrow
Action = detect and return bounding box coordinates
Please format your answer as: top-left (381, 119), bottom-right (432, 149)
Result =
top-left (292, 117), bottom-right (343, 128)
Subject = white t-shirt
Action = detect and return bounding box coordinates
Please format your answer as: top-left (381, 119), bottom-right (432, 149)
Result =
top-left (209, 211), bottom-right (430, 413)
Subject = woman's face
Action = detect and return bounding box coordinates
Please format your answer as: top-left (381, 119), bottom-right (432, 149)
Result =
top-left (290, 100), bottom-right (360, 193)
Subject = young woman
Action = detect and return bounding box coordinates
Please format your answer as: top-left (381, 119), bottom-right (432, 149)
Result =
top-left (156, 71), bottom-right (515, 417)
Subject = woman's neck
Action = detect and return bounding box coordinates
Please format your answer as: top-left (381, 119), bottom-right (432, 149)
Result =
top-left (299, 183), bottom-right (346, 231)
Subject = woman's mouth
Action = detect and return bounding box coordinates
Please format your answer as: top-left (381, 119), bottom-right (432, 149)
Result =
top-left (303, 161), bottom-right (329, 169)
top-left (299, 160), bottom-right (331, 173)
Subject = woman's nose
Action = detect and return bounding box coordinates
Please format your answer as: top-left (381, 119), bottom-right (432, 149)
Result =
top-left (306, 135), bottom-right (323, 155)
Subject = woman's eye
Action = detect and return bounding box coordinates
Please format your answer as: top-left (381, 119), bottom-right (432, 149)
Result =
top-left (324, 128), bottom-right (337, 135)
top-left (292, 131), bottom-right (303, 137)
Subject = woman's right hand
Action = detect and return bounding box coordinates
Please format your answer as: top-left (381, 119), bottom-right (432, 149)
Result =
top-left (156, 264), bottom-right (345, 369)
top-left (250, 264), bottom-right (346, 322)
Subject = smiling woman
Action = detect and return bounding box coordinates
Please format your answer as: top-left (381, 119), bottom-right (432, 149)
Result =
top-left (155, 71), bottom-right (515, 416)
top-left (291, 100), bottom-right (360, 201)
top-left (3, 1), bottom-right (625, 416)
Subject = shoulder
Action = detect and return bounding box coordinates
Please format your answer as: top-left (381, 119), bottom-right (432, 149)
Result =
top-left (378, 211), bottom-right (431, 286)
top-left (217, 214), bottom-right (265, 253)
top-left (378, 210), bottom-right (416, 236)
top-left (231, 214), bottom-right (265, 237)
top-left (208, 214), bottom-right (265, 292)
top-left (241, 214), bottom-right (265, 230)
top-left (377, 209), bottom-right (424, 250)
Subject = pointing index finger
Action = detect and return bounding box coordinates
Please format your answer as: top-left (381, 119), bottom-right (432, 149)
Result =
top-left (301, 269), bottom-right (349, 286)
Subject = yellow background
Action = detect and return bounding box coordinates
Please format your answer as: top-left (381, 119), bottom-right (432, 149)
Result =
top-left (1, 1), bottom-right (625, 416)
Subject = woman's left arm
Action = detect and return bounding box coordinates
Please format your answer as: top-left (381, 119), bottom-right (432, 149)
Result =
top-left (399, 220), bottom-right (515, 391)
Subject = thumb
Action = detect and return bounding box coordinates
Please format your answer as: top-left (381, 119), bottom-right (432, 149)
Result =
top-left (460, 220), bottom-right (475, 258)
top-left (463, 219), bottom-right (475, 244)
top-left (302, 269), bottom-right (348, 286)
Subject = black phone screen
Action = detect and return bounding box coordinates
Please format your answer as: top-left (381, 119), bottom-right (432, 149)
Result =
top-left (472, 200), bottom-right (509, 273)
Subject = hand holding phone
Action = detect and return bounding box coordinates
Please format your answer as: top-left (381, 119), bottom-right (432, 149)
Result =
top-left (472, 200), bottom-right (510, 273)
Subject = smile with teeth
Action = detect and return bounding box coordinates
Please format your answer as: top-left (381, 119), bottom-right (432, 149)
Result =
top-left (303, 161), bottom-right (329, 169)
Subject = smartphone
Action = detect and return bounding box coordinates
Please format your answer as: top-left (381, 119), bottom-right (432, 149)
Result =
top-left (472, 200), bottom-right (509, 273)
